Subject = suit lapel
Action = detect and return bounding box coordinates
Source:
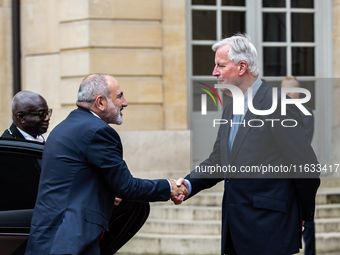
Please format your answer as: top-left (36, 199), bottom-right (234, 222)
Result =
top-left (229, 82), bottom-right (271, 164)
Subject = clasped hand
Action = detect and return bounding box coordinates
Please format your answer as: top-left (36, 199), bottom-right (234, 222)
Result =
top-left (169, 178), bottom-right (188, 205)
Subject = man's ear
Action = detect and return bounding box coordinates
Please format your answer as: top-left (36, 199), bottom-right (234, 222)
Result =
top-left (94, 95), bottom-right (107, 111)
top-left (238, 61), bottom-right (248, 76)
top-left (16, 114), bottom-right (25, 124)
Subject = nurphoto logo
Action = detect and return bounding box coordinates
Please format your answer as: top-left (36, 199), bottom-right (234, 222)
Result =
top-left (199, 83), bottom-right (312, 128)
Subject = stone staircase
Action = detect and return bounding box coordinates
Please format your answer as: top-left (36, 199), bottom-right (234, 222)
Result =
top-left (311, 179), bottom-right (340, 254)
top-left (117, 179), bottom-right (340, 255)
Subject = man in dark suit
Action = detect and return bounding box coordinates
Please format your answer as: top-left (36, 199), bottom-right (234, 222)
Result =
top-left (1, 90), bottom-right (51, 143)
top-left (173, 34), bottom-right (320, 255)
top-left (282, 76), bottom-right (316, 255)
top-left (25, 74), bottom-right (187, 255)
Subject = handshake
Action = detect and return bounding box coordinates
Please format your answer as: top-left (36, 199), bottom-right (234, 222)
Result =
top-left (169, 178), bottom-right (188, 205)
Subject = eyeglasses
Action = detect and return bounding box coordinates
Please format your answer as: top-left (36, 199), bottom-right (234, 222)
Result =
top-left (20, 108), bottom-right (53, 118)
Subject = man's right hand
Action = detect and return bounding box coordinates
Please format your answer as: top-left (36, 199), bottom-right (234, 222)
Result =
top-left (169, 179), bottom-right (188, 202)
top-left (170, 178), bottom-right (189, 205)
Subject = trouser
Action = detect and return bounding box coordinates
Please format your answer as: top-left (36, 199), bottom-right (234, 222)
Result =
top-left (303, 221), bottom-right (316, 255)
top-left (224, 227), bottom-right (237, 255)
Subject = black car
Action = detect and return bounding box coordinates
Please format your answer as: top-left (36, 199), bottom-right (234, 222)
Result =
top-left (0, 138), bottom-right (149, 255)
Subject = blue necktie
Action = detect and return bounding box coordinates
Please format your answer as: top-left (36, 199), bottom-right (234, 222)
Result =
top-left (229, 114), bottom-right (244, 151)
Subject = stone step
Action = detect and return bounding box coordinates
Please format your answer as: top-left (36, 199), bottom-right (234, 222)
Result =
top-left (315, 232), bottom-right (340, 253)
top-left (316, 187), bottom-right (340, 204)
top-left (140, 218), bottom-right (221, 235)
top-left (149, 204), bottom-right (340, 221)
top-left (295, 250), bottom-right (340, 255)
top-left (140, 218), bottom-right (340, 236)
top-left (140, 217), bottom-right (340, 236)
top-left (315, 218), bottom-right (340, 233)
top-left (179, 192), bottom-right (223, 207)
top-left (117, 233), bottom-right (221, 255)
top-left (149, 205), bottom-right (221, 221)
top-left (140, 218), bottom-right (340, 235)
top-left (117, 232), bottom-right (340, 255)
top-left (320, 178), bottom-right (340, 188)
top-left (315, 204), bottom-right (340, 218)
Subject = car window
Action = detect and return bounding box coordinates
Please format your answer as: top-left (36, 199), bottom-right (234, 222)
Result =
top-left (0, 140), bottom-right (42, 211)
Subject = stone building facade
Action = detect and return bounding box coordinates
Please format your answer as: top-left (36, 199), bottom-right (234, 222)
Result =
top-left (0, 0), bottom-right (339, 176)
top-left (0, 0), bottom-right (190, 176)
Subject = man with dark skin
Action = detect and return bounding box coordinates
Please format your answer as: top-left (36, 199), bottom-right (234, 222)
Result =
top-left (1, 91), bottom-right (52, 143)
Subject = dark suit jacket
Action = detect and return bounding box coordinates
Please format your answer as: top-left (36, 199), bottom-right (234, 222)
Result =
top-left (186, 81), bottom-right (320, 255)
top-left (1, 123), bottom-right (26, 140)
top-left (25, 107), bottom-right (170, 255)
top-left (303, 105), bottom-right (314, 143)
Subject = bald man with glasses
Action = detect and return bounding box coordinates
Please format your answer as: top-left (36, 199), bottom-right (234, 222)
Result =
top-left (1, 90), bottom-right (52, 143)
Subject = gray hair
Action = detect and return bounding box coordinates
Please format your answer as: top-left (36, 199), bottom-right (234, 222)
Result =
top-left (11, 90), bottom-right (41, 113)
top-left (77, 74), bottom-right (111, 104)
top-left (212, 33), bottom-right (259, 77)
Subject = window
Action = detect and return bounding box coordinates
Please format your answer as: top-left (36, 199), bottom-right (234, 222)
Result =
top-left (188, 0), bottom-right (333, 166)
top-left (190, 0), bottom-right (246, 114)
top-left (261, 0), bottom-right (316, 110)
top-left (0, 147), bottom-right (41, 211)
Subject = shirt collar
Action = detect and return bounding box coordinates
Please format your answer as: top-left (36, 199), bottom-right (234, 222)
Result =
top-left (16, 127), bottom-right (44, 143)
top-left (90, 110), bottom-right (101, 119)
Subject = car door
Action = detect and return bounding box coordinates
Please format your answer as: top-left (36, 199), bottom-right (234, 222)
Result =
top-left (0, 138), bottom-right (43, 255)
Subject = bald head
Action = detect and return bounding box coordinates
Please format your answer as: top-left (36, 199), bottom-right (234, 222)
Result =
top-left (12, 91), bottom-right (41, 113)
top-left (12, 90), bottom-right (50, 137)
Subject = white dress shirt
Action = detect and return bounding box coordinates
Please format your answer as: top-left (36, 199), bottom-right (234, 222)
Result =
top-left (16, 127), bottom-right (44, 143)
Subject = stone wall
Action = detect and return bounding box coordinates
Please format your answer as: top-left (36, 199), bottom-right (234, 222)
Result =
top-left (17, 0), bottom-right (187, 131)
top-left (18, 0), bottom-right (190, 174)
top-left (0, 0), bottom-right (12, 132)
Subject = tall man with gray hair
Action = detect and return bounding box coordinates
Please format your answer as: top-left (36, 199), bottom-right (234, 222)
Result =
top-left (25, 73), bottom-right (187, 255)
top-left (173, 34), bottom-right (320, 255)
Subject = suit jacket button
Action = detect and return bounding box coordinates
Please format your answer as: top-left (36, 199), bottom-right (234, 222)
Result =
top-left (226, 179), bottom-right (231, 183)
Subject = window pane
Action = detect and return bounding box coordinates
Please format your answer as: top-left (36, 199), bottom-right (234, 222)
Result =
top-left (263, 47), bottom-right (287, 76)
top-left (263, 13), bottom-right (286, 42)
top-left (291, 13), bottom-right (314, 42)
top-left (262, 0), bottom-right (285, 8)
top-left (222, 11), bottom-right (246, 38)
top-left (0, 153), bottom-right (40, 211)
top-left (193, 45), bottom-right (215, 75)
top-left (192, 10), bottom-right (216, 40)
top-left (222, 0), bottom-right (245, 6)
top-left (292, 47), bottom-right (315, 76)
top-left (193, 80), bottom-right (219, 111)
top-left (192, 0), bottom-right (216, 5)
top-left (291, 0), bottom-right (313, 8)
